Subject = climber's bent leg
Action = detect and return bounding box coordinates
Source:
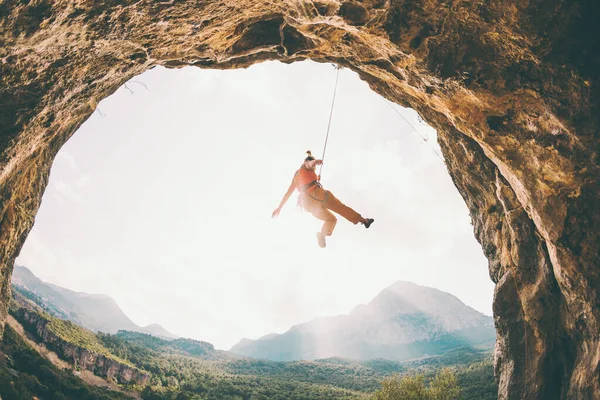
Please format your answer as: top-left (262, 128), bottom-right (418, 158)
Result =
top-left (311, 206), bottom-right (337, 236)
top-left (300, 191), bottom-right (337, 236)
top-left (323, 190), bottom-right (364, 225)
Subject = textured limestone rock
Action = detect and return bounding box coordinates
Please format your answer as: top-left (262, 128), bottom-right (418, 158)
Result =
top-left (11, 297), bottom-right (149, 385)
top-left (0, 1), bottom-right (598, 398)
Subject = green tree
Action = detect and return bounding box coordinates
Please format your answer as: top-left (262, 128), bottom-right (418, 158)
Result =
top-left (372, 368), bottom-right (460, 400)
top-left (429, 368), bottom-right (461, 400)
top-left (373, 374), bottom-right (427, 400)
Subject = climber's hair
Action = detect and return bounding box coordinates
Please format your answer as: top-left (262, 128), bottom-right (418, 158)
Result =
top-left (305, 150), bottom-right (315, 161)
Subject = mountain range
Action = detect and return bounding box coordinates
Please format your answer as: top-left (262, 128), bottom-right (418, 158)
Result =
top-left (230, 281), bottom-right (496, 362)
top-left (12, 265), bottom-right (495, 364)
top-left (11, 265), bottom-right (178, 340)
top-left (5, 265), bottom-right (497, 399)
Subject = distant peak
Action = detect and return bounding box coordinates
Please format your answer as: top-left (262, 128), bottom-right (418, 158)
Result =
top-left (387, 280), bottom-right (420, 289)
top-left (257, 333), bottom-right (280, 341)
top-left (13, 265), bottom-right (36, 277)
top-left (381, 281), bottom-right (450, 298)
top-left (139, 323), bottom-right (179, 339)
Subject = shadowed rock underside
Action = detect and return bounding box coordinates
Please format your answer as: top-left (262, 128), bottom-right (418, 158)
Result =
top-left (0, 1), bottom-right (598, 398)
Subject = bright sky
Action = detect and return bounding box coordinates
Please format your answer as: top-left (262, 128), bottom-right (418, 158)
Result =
top-left (15, 60), bottom-right (494, 350)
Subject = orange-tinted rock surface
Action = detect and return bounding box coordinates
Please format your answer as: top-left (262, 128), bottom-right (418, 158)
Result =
top-left (1, 1), bottom-right (598, 398)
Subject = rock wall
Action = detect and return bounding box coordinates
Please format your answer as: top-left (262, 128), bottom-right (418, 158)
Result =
top-left (0, 1), bottom-right (598, 398)
top-left (11, 303), bottom-right (149, 386)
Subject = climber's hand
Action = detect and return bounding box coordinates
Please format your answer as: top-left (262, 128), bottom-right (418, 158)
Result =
top-left (271, 207), bottom-right (281, 218)
top-left (315, 159), bottom-right (323, 165)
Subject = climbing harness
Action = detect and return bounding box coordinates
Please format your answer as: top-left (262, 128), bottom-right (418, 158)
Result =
top-left (298, 186), bottom-right (330, 212)
top-left (294, 165), bottom-right (322, 194)
top-left (296, 170), bottom-right (327, 209)
top-left (317, 65), bottom-right (341, 182)
top-left (301, 180), bottom-right (322, 193)
top-left (294, 165), bottom-right (326, 210)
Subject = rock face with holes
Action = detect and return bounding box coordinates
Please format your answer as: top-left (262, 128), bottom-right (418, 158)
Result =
top-left (0, 1), bottom-right (598, 398)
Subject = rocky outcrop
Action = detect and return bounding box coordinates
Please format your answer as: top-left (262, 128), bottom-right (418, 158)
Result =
top-left (11, 300), bottom-right (149, 386)
top-left (0, 1), bottom-right (598, 399)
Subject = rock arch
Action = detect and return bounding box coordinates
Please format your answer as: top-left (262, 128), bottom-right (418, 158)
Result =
top-left (0, 1), bottom-right (598, 398)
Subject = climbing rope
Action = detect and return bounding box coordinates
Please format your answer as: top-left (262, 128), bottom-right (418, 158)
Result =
top-left (382, 98), bottom-right (445, 162)
top-left (317, 66), bottom-right (445, 181)
top-left (317, 65), bottom-right (341, 181)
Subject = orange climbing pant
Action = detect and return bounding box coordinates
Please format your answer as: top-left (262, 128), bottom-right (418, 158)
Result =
top-left (298, 186), bottom-right (363, 236)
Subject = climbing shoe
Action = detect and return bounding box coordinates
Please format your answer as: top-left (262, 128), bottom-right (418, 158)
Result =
top-left (316, 232), bottom-right (326, 248)
top-left (363, 218), bottom-right (374, 229)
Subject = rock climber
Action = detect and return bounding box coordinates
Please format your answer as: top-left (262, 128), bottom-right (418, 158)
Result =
top-left (271, 151), bottom-right (374, 248)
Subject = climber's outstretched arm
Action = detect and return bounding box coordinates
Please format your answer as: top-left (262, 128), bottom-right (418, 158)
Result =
top-left (272, 179), bottom-right (296, 218)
